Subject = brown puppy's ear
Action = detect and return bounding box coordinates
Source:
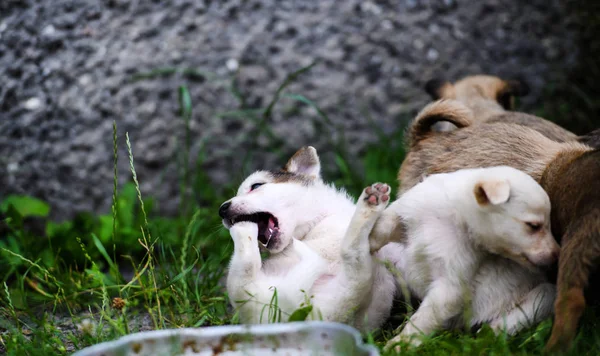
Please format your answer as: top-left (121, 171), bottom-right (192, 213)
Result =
top-left (497, 79), bottom-right (530, 110)
top-left (408, 99), bottom-right (473, 149)
top-left (578, 128), bottom-right (600, 148)
top-left (474, 179), bottom-right (511, 206)
top-left (424, 78), bottom-right (455, 100)
top-left (283, 146), bottom-right (321, 179)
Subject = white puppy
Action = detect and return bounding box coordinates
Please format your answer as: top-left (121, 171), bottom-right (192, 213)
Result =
top-left (220, 146), bottom-right (397, 331)
top-left (382, 166), bottom-right (560, 351)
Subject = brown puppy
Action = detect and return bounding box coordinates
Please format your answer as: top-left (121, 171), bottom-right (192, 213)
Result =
top-left (578, 128), bottom-right (600, 148)
top-left (374, 100), bottom-right (599, 352)
top-left (424, 75), bottom-right (578, 142)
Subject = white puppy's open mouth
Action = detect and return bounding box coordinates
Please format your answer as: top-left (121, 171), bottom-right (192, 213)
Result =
top-left (229, 212), bottom-right (280, 247)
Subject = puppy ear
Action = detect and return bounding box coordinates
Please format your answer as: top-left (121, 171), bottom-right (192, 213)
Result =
top-left (474, 179), bottom-right (510, 206)
top-left (497, 79), bottom-right (530, 110)
top-left (578, 128), bottom-right (600, 148)
top-left (424, 78), bottom-right (455, 100)
top-left (283, 146), bottom-right (321, 179)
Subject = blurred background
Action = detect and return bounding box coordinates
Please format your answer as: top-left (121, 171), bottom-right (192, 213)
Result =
top-left (0, 0), bottom-right (598, 221)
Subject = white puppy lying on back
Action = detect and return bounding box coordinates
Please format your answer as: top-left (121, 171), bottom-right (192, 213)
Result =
top-left (382, 166), bottom-right (560, 351)
top-left (220, 147), bottom-right (396, 331)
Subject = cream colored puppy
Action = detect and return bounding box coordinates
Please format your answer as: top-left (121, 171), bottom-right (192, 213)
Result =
top-left (383, 166), bottom-right (560, 351)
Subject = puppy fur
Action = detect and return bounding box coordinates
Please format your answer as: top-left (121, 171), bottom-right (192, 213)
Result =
top-left (424, 75), bottom-right (578, 142)
top-left (374, 100), bottom-right (598, 352)
top-left (578, 128), bottom-right (600, 148)
top-left (383, 166), bottom-right (559, 351)
top-left (221, 147), bottom-right (397, 331)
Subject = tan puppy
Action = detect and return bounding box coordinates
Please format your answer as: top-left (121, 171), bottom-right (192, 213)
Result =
top-left (578, 128), bottom-right (600, 148)
top-left (371, 100), bottom-right (599, 352)
top-left (424, 75), bottom-right (578, 142)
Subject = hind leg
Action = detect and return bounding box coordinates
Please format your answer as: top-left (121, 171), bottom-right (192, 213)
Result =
top-left (545, 214), bottom-right (600, 353)
top-left (277, 239), bottom-right (328, 310)
top-left (341, 183), bottom-right (391, 268)
top-left (322, 183), bottom-right (390, 322)
top-left (489, 283), bottom-right (555, 335)
top-left (369, 204), bottom-right (406, 252)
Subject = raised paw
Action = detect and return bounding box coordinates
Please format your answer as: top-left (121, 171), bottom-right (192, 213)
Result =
top-left (362, 183), bottom-right (391, 209)
top-left (229, 221), bottom-right (259, 242)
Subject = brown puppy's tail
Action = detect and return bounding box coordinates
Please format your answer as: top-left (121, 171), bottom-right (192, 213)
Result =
top-left (408, 99), bottom-right (474, 149)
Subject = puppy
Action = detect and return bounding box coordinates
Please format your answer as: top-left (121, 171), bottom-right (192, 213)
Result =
top-left (373, 100), bottom-right (599, 352)
top-left (220, 146), bottom-right (396, 331)
top-left (424, 75), bottom-right (578, 142)
top-left (578, 128), bottom-right (600, 148)
top-left (381, 166), bottom-right (559, 351)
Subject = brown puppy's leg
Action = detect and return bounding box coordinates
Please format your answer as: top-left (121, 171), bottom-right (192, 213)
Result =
top-left (545, 211), bottom-right (600, 353)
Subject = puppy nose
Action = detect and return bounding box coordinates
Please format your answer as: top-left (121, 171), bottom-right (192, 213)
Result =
top-left (553, 246), bottom-right (561, 262)
top-left (219, 201), bottom-right (231, 218)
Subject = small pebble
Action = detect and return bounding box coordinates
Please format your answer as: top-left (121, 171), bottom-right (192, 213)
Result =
top-left (42, 24), bottom-right (56, 37)
top-left (23, 97), bottom-right (42, 110)
top-left (7, 162), bottom-right (19, 173)
top-left (426, 48), bottom-right (439, 61)
top-left (226, 58), bottom-right (239, 72)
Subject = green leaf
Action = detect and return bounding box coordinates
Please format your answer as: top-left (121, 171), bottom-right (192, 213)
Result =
top-left (91, 233), bottom-right (118, 275)
top-left (98, 215), bottom-right (114, 243)
top-left (283, 93), bottom-right (334, 127)
top-left (117, 183), bottom-right (137, 228)
top-left (162, 262), bottom-right (197, 288)
top-left (0, 195), bottom-right (50, 217)
top-left (288, 305), bottom-right (313, 322)
top-left (334, 154), bottom-right (352, 180)
top-left (84, 268), bottom-right (113, 286)
top-left (263, 62), bottom-right (317, 120)
top-left (179, 85), bottom-right (193, 119)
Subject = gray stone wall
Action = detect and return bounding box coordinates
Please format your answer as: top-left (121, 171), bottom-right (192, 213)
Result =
top-left (0, 0), bottom-right (579, 220)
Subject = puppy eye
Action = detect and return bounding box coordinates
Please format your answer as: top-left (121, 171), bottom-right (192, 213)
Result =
top-left (250, 183), bottom-right (265, 191)
top-left (526, 222), bottom-right (542, 232)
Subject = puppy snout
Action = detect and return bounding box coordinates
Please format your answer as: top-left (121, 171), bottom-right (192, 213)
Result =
top-left (536, 252), bottom-right (557, 266)
top-left (219, 201), bottom-right (231, 219)
top-left (528, 243), bottom-right (560, 266)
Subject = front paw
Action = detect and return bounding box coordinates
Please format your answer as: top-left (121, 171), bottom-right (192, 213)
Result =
top-left (230, 221), bottom-right (259, 241)
top-left (383, 333), bottom-right (421, 353)
top-left (360, 183), bottom-right (391, 211)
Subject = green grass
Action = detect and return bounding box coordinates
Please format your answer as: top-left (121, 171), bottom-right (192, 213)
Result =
top-left (1, 63), bottom-right (599, 355)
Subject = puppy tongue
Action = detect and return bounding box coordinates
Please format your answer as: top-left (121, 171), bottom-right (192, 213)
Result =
top-left (258, 217), bottom-right (277, 246)
top-left (268, 216), bottom-right (275, 230)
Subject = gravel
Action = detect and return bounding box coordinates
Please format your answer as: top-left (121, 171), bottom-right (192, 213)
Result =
top-left (0, 0), bottom-right (579, 220)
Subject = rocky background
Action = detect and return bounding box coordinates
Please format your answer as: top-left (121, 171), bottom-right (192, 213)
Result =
top-left (0, 0), bottom-right (597, 220)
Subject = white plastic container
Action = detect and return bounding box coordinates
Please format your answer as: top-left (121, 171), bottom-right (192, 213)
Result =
top-left (72, 321), bottom-right (380, 356)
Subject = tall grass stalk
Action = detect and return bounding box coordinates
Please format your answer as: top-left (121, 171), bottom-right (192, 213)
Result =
top-left (76, 236), bottom-right (109, 331)
top-left (1, 248), bottom-right (69, 314)
top-left (178, 85), bottom-right (193, 218)
top-left (180, 210), bottom-right (200, 312)
top-left (111, 121), bottom-right (119, 279)
top-left (111, 121), bottom-right (130, 334)
top-left (4, 282), bottom-right (18, 329)
top-left (125, 133), bottom-right (163, 329)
